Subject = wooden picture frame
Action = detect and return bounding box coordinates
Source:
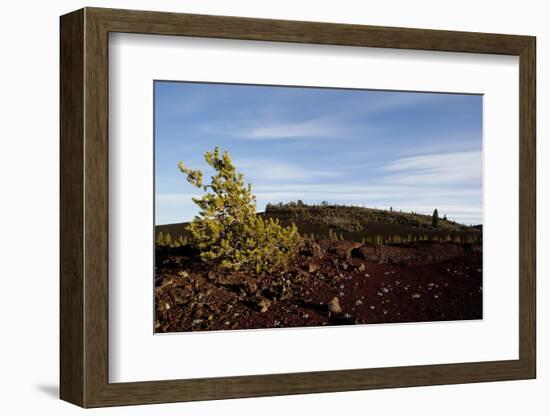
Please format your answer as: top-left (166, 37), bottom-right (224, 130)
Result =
top-left (60, 7), bottom-right (536, 408)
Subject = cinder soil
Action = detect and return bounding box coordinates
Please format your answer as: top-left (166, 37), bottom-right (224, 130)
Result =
top-left (155, 240), bottom-right (482, 333)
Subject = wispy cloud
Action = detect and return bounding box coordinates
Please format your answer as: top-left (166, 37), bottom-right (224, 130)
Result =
top-left (240, 119), bottom-right (338, 139)
top-left (237, 160), bottom-right (343, 181)
top-left (200, 91), bottom-right (439, 141)
top-left (382, 150), bottom-right (482, 185)
top-left (202, 117), bottom-right (367, 140)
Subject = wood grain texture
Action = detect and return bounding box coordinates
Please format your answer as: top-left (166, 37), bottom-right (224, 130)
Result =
top-left (59, 7), bottom-right (537, 408)
top-left (59, 8), bottom-right (85, 407)
top-left (518, 38), bottom-right (536, 375)
top-left (88, 7), bottom-right (532, 54)
top-left (83, 10), bottom-right (110, 406)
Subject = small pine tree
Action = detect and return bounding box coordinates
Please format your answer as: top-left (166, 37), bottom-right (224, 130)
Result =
top-left (163, 232), bottom-right (172, 246)
top-left (432, 209), bottom-right (439, 228)
top-left (156, 231), bottom-right (165, 246)
top-left (178, 147), bottom-right (302, 273)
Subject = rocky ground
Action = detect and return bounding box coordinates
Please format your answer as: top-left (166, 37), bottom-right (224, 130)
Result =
top-left (155, 240), bottom-right (482, 333)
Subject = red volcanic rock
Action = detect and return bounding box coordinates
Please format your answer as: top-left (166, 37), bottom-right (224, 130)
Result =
top-left (352, 242), bottom-right (465, 266)
top-left (328, 240), bottom-right (363, 261)
top-left (155, 240), bottom-right (482, 333)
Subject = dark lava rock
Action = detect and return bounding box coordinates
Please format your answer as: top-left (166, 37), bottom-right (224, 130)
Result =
top-left (328, 241), bottom-right (363, 261)
top-left (353, 244), bottom-right (416, 264)
top-left (352, 242), bottom-right (465, 266)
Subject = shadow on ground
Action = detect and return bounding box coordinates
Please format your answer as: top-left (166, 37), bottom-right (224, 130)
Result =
top-left (35, 384), bottom-right (58, 399)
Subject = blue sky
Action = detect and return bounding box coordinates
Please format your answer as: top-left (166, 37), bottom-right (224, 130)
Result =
top-left (155, 81), bottom-right (482, 225)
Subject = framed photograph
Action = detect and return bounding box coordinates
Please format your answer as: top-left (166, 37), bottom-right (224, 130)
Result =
top-left (60, 7), bottom-right (536, 408)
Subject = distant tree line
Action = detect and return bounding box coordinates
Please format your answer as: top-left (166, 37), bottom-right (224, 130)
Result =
top-left (265, 201), bottom-right (469, 233)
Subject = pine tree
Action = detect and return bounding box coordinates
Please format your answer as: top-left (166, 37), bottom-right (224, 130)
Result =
top-left (156, 231), bottom-right (165, 246)
top-left (432, 208), bottom-right (439, 228)
top-left (178, 147), bottom-right (302, 273)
